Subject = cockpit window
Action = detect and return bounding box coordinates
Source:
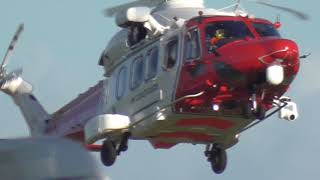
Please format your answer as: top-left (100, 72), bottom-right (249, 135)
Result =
top-left (252, 23), bottom-right (281, 37)
top-left (164, 38), bottom-right (178, 69)
top-left (184, 28), bottom-right (201, 60)
top-left (206, 21), bottom-right (254, 52)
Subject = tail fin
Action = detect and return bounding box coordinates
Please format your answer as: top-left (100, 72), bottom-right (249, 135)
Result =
top-left (0, 24), bottom-right (51, 136)
top-left (1, 76), bottom-right (51, 136)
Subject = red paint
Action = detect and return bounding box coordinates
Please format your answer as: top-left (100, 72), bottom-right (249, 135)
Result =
top-left (175, 16), bottom-right (300, 119)
top-left (153, 142), bottom-right (177, 149)
top-left (158, 132), bottom-right (213, 142)
top-left (86, 144), bottom-right (102, 152)
top-left (184, 98), bottom-right (205, 106)
top-left (206, 79), bottom-right (214, 87)
top-left (219, 86), bottom-right (228, 93)
top-left (274, 22), bottom-right (282, 29)
top-left (176, 119), bottom-right (234, 130)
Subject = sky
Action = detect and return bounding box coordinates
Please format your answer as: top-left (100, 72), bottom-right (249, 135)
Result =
top-left (0, 0), bottom-right (319, 180)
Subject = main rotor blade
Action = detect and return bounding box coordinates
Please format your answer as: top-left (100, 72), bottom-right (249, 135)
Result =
top-left (104, 0), bottom-right (165, 17)
top-left (1, 23), bottom-right (24, 70)
top-left (254, 1), bottom-right (310, 20)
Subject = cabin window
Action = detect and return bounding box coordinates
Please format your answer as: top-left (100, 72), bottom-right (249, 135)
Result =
top-left (164, 38), bottom-right (178, 69)
top-left (206, 21), bottom-right (254, 52)
top-left (128, 24), bottom-right (148, 47)
top-left (252, 23), bottom-right (281, 37)
top-left (116, 66), bottom-right (127, 99)
top-left (131, 56), bottom-right (145, 89)
top-left (184, 28), bottom-right (201, 60)
top-left (146, 47), bottom-right (159, 80)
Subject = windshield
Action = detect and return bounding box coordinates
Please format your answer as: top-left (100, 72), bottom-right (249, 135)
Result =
top-left (252, 22), bottom-right (280, 37)
top-left (206, 21), bottom-right (254, 53)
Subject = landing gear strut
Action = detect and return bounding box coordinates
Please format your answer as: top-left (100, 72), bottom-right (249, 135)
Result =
top-left (205, 144), bottom-right (227, 174)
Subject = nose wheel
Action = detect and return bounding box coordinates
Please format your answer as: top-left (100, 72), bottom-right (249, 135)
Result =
top-left (205, 144), bottom-right (227, 174)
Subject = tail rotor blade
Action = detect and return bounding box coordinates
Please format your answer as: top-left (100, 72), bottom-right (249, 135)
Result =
top-left (1, 23), bottom-right (24, 71)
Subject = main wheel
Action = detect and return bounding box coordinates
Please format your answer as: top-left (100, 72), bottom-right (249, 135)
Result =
top-left (209, 147), bottom-right (227, 174)
top-left (100, 141), bottom-right (117, 166)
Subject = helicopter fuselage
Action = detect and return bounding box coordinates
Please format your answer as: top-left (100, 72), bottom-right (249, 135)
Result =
top-left (45, 12), bottom-right (299, 150)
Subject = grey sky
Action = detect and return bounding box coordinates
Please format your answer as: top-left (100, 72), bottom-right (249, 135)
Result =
top-left (0, 0), bottom-right (319, 179)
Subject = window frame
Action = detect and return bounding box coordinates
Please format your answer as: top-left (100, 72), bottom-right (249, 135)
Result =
top-left (145, 47), bottom-right (159, 81)
top-left (130, 55), bottom-right (145, 90)
top-left (163, 37), bottom-right (179, 69)
top-left (184, 27), bottom-right (202, 61)
top-left (116, 66), bottom-right (127, 100)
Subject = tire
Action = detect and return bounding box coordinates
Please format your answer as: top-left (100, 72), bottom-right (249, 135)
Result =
top-left (100, 141), bottom-right (117, 166)
top-left (210, 148), bottom-right (227, 174)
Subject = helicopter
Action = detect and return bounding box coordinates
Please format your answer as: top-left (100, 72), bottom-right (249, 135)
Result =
top-left (0, 0), bottom-right (310, 174)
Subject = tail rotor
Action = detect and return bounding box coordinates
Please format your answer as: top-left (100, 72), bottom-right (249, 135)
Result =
top-left (0, 24), bottom-right (24, 88)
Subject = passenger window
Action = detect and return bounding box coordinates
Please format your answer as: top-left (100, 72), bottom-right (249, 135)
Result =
top-left (131, 56), bottom-right (144, 89)
top-left (185, 28), bottom-right (200, 60)
top-left (146, 48), bottom-right (159, 80)
top-left (164, 38), bottom-right (178, 69)
top-left (116, 66), bottom-right (127, 99)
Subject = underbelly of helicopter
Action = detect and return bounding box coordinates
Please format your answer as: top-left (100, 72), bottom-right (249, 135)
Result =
top-left (131, 112), bottom-right (254, 149)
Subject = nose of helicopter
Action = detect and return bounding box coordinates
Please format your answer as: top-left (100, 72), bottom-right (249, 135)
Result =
top-left (215, 38), bottom-right (300, 87)
top-left (259, 39), bottom-right (300, 85)
top-left (259, 39), bottom-right (299, 67)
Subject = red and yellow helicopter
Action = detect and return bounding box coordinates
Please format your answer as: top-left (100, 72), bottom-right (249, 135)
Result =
top-left (0, 0), bottom-right (310, 174)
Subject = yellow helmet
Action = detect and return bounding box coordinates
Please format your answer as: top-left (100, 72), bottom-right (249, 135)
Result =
top-left (215, 29), bottom-right (225, 39)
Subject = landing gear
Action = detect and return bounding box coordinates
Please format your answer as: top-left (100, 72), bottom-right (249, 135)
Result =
top-left (100, 141), bottom-right (117, 166)
top-left (243, 98), bottom-right (266, 120)
top-left (117, 132), bottom-right (130, 155)
top-left (100, 132), bottom-right (131, 167)
top-left (205, 144), bottom-right (227, 174)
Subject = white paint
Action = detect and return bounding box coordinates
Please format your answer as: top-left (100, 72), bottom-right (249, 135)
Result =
top-left (85, 114), bottom-right (130, 144)
top-left (279, 101), bottom-right (299, 121)
top-left (116, 7), bottom-right (151, 27)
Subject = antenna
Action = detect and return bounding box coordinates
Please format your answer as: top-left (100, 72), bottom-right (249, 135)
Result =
top-left (234, 0), bottom-right (241, 12)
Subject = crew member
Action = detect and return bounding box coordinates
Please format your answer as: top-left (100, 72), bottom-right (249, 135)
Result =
top-left (210, 29), bottom-right (225, 46)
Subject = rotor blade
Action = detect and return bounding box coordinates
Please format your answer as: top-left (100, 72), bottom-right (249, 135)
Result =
top-left (104, 0), bottom-right (165, 17)
top-left (1, 23), bottom-right (24, 70)
top-left (253, 1), bottom-right (310, 20)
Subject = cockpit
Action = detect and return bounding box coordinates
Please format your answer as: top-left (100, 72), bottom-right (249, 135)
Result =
top-left (205, 21), bottom-right (254, 53)
top-left (184, 17), bottom-right (282, 57)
